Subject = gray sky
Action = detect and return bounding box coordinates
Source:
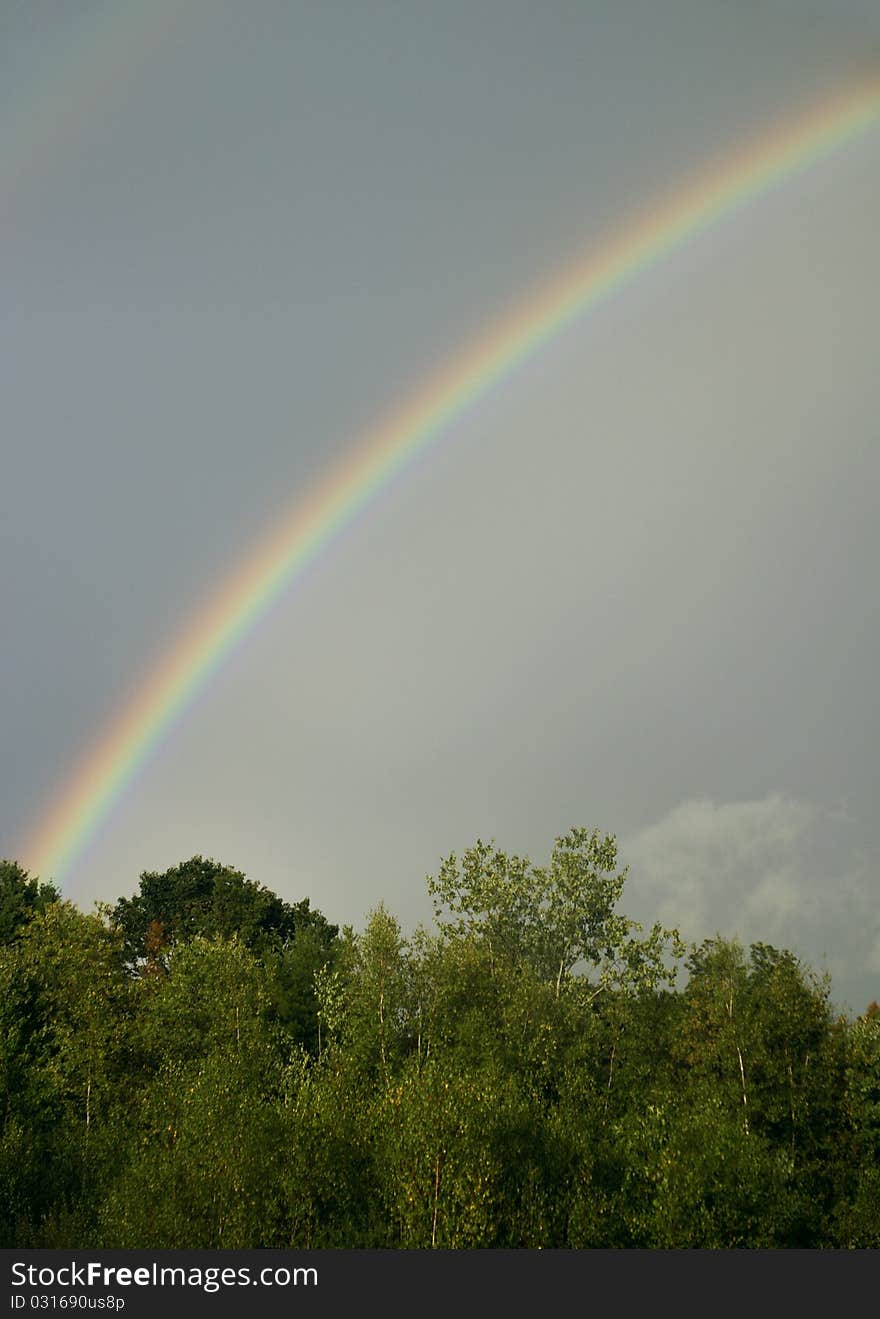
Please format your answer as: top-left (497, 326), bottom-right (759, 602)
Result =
top-left (3, 1), bottom-right (878, 1014)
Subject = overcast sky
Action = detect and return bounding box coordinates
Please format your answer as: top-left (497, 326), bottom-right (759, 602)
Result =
top-left (2, 1), bottom-right (878, 1013)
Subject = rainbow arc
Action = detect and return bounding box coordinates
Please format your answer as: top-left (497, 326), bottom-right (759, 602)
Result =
top-left (19, 76), bottom-right (880, 888)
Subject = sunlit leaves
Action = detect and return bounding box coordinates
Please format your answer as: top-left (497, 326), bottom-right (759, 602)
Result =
top-left (0, 831), bottom-right (870, 1247)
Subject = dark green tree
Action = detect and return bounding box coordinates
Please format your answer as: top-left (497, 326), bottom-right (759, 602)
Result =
top-left (271, 922), bottom-right (339, 1053)
top-left (0, 860), bottom-right (60, 944)
top-left (99, 938), bottom-right (288, 1247)
top-left (834, 1002), bottom-right (880, 1246)
top-left (0, 902), bottom-right (129, 1245)
top-left (112, 855), bottom-right (335, 966)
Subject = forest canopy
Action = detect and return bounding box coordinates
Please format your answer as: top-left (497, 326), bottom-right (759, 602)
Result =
top-left (0, 830), bottom-right (877, 1249)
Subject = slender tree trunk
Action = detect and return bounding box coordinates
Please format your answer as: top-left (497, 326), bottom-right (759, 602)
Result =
top-left (736, 1044), bottom-right (750, 1135)
top-left (727, 985), bottom-right (749, 1135)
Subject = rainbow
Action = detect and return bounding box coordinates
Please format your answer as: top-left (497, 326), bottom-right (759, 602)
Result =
top-left (20, 75), bottom-right (880, 888)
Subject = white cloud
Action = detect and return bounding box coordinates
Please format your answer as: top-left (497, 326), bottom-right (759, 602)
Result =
top-left (621, 795), bottom-right (815, 933)
top-left (621, 794), bottom-right (879, 1011)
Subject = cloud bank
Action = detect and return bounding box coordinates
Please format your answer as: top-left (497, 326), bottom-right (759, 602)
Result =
top-left (621, 794), bottom-right (877, 1012)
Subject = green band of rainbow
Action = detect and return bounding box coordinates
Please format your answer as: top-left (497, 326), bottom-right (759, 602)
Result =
top-left (20, 76), bottom-right (880, 887)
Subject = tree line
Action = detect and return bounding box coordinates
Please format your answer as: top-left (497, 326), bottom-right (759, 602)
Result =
top-left (1, 829), bottom-right (877, 1248)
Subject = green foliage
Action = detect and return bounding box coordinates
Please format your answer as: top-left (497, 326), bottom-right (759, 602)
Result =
top-left (99, 939), bottom-right (289, 1248)
top-left (0, 859), bottom-right (60, 945)
top-left (0, 832), bottom-right (871, 1247)
top-left (337, 906), bottom-right (415, 1077)
top-left (377, 1059), bottom-right (516, 1247)
top-left (0, 901), bottom-right (130, 1244)
top-left (428, 827), bottom-right (683, 998)
top-left (272, 922), bottom-right (338, 1053)
top-left (112, 855), bottom-right (335, 966)
top-left (833, 1005), bottom-right (880, 1246)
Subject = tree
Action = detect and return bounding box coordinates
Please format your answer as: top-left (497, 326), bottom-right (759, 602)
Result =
top-left (834, 1003), bottom-right (880, 1246)
top-left (112, 855), bottom-right (335, 967)
top-left (678, 938), bottom-right (753, 1133)
top-left (376, 1058), bottom-right (514, 1247)
top-left (99, 938), bottom-right (289, 1247)
top-left (0, 902), bottom-right (129, 1244)
top-left (271, 922), bottom-right (338, 1054)
top-left (428, 828), bottom-right (683, 999)
top-left (745, 943), bottom-right (839, 1158)
top-left (0, 860), bottom-right (59, 944)
top-left (337, 906), bottom-right (414, 1080)
top-left (673, 937), bottom-right (843, 1244)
